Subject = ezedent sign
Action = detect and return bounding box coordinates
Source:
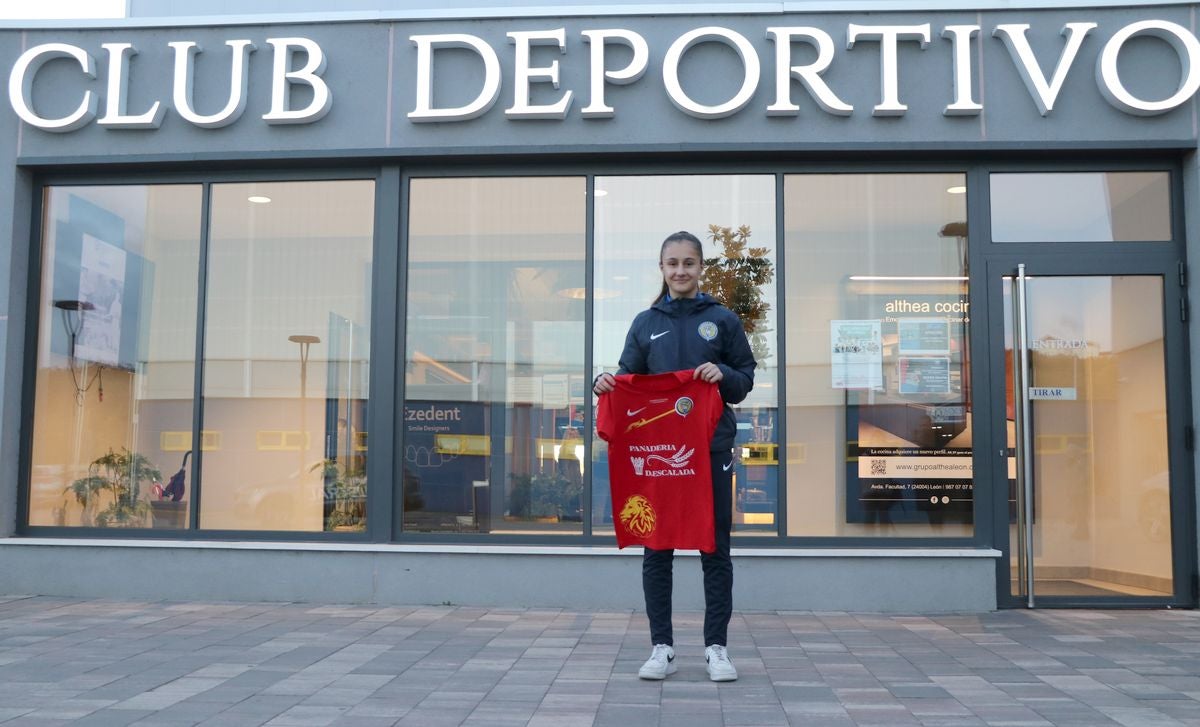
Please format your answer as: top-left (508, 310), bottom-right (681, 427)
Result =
top-left (8, 18), bottom-right (1200, 132)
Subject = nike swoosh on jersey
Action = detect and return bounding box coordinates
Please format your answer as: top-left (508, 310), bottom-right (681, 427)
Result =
top-left (625, 408), bottom-right (675, 433)
top-left (626, 407), bottom-right (647, 417)
top-left (649, 330), bottom-right (669, 340)
top-left (722, 461), bottom-right (734, 471)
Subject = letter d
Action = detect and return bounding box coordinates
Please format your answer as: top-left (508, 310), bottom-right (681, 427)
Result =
top-left (409, 34), bottom-right (501, 122)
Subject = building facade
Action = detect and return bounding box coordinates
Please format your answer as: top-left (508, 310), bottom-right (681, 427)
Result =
top-left (0, 0), bottom-right (1196, 611)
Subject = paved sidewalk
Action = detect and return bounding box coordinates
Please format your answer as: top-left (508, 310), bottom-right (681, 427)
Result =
top-left (0, 596), bottom-right (1198, 726)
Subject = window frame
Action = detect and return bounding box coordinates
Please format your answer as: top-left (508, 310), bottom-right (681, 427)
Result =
top-left (18, 156), bottom-right (1184, 554)
top-left (19, 168), bottom-right (387, 543)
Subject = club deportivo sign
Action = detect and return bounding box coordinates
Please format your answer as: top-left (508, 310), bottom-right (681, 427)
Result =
top-left (8, 18), bottom-right (1198, 132)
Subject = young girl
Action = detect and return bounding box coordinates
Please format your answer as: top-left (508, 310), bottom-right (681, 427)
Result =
top-left (593, 230), bottom-right (756, 682)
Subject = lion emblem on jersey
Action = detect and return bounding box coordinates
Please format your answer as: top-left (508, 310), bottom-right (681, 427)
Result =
top-left (619, 495), bottom-right (656, 538)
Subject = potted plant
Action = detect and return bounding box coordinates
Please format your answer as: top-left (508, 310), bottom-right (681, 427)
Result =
top-left (314, 458), bottom-right (367, 531)
top-left (65, 448), bottom-right (161, 528)
top-left (505, 472), bottom-right (580, 522)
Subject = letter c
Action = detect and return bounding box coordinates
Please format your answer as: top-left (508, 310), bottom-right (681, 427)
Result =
top-left (8, 43), bottom-right (97, 132)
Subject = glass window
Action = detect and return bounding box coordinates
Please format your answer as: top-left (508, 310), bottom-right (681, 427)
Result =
top-left (404, 177), bottom-right (586, 534)
top-left (991, 172), bottom-right (1170, 242)
top-left (29, 185), bottom-right (202, 529)
top-left (784, 174), bottom-right (971, 537)
top-left (593, 175), bottom-right (778, 535)
top-left (199, 180), bottom-right (375, 532)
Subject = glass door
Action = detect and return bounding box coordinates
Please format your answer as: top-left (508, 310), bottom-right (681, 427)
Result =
top-left (997, 264), bottom-right (1182, 606)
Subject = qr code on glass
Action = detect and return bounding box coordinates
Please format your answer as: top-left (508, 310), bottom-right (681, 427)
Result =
top-left (870, 459), bottom-right (887, 476)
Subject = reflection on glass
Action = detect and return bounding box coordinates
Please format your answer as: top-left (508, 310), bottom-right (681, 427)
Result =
top-left (593, 176), bottom-right (778, 534)
top-left (1005, 275), bottom-right (1173, 598)
top-left (405, 177), bottom-right (586, 534)
top-left (200, 180), bottom-right (374, 531)
top-left (784, 174), bottom-right (972, 537)
top-left (29, 185), bottom-right (202, 529)
top-left (991, 172), bottom-right (1170, 242)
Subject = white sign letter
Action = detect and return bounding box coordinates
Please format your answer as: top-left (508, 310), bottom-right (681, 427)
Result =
top-left (663, 27), bottom-right (760, 119)
top-left (262, 37), bottom-right (332, 124)
top-left (1098, 20), bottom-right (1200, 116)
top-left (942, 25), bottom-right (982, 116)
top-left (847, 24), bottom-right (931, 116)
top-left (580, 29), bottom-right (648, 118)
top-left (409, 34), bottom-right (501, 122)
top-left (993, 22), bottom-right (1096, 116)
top-left (169, 40), bottom-right (256, 128)
top-left (506, 28), bottom-right (572, 119)
top-left (98, 43), bottom-right (164, 129)
top-left (765, 26), bottom-right (852, 116)
top-left (8, 43), bottom-right (96, 132)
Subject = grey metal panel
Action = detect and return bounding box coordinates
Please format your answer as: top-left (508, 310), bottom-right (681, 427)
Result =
top-left (4, 7), bottom-right (1197, 163)
top-left (370, 168), bottom-right (400, 542)
top-left (0, 542), bottom-right (1000, 610)
top-left (0, 30), bottom-right (29, 539)
top-left (111, 0), bottom-right (1200, 26)
top-left (9, 23), bottom-right (390, 160)
top-left (1185, 150), bottom-right (1200, 596)
top-left (383, 10), bottom-right (1196, 156)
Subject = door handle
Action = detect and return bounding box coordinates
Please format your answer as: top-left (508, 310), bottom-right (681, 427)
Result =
top-left (1012, 264), bottom-right (1036, 608)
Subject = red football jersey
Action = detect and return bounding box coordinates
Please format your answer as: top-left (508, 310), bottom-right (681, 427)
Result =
top-left (597, 370), bottom-right (724, 552)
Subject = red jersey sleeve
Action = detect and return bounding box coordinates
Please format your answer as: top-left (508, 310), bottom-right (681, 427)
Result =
top-left (706, 382), bottom-right (723, 441)
top-left (596, 390), bottom-right (613, 442)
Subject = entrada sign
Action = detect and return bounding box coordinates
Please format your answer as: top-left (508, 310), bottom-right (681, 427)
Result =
top-left (8, 19), bottom-right (1199, 132)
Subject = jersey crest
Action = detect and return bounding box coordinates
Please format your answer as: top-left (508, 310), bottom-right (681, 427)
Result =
top-left (619, 495), bottom-right (656, 537)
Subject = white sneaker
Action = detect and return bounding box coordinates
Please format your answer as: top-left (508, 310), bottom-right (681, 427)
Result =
top-left (638, 643), bottom-right (677, 680)
top-left (705, 644), bottom-right (738, 681)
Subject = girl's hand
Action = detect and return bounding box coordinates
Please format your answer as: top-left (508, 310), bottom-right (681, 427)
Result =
top-left (593, 372), bottom-right (616, 394)
top-left (693, 362), bottom-right (723, 383)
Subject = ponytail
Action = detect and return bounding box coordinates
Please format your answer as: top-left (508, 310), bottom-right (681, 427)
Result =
top-left (654, 280), bottom-right (670, 306)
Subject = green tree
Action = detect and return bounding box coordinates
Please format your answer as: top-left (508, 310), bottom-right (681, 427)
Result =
top-left (702, 224), bottom-right (775, 364)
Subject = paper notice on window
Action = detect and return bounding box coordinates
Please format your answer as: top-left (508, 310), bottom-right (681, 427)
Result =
top-left (75, 234), bottom-right (126, 367)
top-left (542, 374), bottom-right (569, 409)
top-left (507, 376), bottom-right (542, 404)
top-left (830, 320), bottom-right (882, 389)
top-left (897, 318), bottom-right (951, 355)
top-left (898, 356), bottom-right (951, 394)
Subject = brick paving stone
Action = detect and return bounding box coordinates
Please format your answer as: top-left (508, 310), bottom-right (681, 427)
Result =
top-left (392, 707), bottom-right (475, 727)
top-left (1, 600), bottom-right (1199, 727)
top-left (1096, 706), bottom-right (1190, 726)
top-left (662, 714), bottom-right (723, 727)
top-left (887, 685), bottom-right (953, 699)
top-left (55, 711), bottom-right (155, 727)
top-left (464, 700), bottom-right (539, 721)
top-left (324, 718), bottom-right (395, 727)
top-left (592, 703), bottom-right (658, 727)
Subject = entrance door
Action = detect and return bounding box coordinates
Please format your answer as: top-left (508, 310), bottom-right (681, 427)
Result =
top-left (991, 259), bottom-right (1192, 607)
